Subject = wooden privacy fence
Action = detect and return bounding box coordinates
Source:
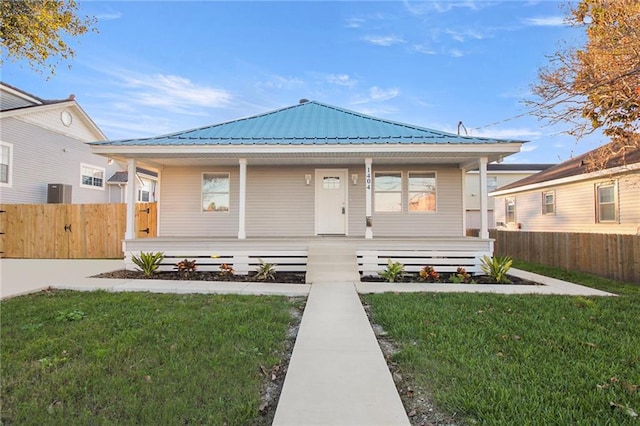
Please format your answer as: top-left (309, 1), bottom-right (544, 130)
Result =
top-left (0, 203), bottom-right (157, 259)
top-left (492, 231), bottom-right (640, 284)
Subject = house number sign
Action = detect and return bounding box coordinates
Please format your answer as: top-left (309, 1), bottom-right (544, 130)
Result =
top-left (365, 164), bottom-right (372, 190)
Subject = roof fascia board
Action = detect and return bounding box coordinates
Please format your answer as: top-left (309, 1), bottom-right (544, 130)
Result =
top-left (1, 100), bottom-right (107, 141)
top-left (91, 142), bottom-right (523, 156)
top-left (490, 162), bottom-right (640, 196)
top-left (467, 169), bottom-right (549, 174)
top-left (1, 84), bottom-right (42, 105)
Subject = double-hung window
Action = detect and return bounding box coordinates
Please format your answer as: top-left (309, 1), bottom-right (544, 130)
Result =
top-left (408, 172), bottom-right (436, 212)
top-left (505, 197), bottom-right (516, 223)
top-left (596, 182), bottom-right (617, 222)
top-left (542, 190), bottom-right (555, 215)
top-left (80, 163), bottom-right (105, 189)
top-left (0, 142), bottom-right (12, 186)
top-left (374, 172), bottom-right (402, 212)
top-left (202, 173), bottom-right (230, 212)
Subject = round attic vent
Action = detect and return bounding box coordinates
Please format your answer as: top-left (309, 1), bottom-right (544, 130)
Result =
top-left (299, 98), bottom-right (309, 104)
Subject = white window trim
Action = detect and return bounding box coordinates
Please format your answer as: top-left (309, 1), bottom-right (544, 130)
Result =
top-left (408, 171), bottom-right (437, 214)
top-left (80, 163), bottom-right (105, 190)
top-left (0, 141), bottom-right (13, 188)
top-left (542, 190), bottom-right (555, 215)
top-left (202, 172), bottom-right (231, 214)
top-left (595, 181), bottom-right (618, 223)
top-left (374, 171), bottom-right (403, 213)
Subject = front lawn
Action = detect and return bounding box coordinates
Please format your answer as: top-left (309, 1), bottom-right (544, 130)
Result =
top-left (1, 290), bottom-right (303, 425)
top-left (363, 291), bottom-right (640, 424)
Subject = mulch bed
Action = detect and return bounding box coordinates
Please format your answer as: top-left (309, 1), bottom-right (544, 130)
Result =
top-left (361, 273), bottom-right (540, 285)
top-left (93, 270), bottom-right (307, 284)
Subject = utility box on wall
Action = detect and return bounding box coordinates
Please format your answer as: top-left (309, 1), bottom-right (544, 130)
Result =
top-left (47, 183), bottom-right (72, 203)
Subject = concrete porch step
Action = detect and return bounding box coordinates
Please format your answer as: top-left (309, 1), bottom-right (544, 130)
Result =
top-left (305, 242), bottom-right (361, 283)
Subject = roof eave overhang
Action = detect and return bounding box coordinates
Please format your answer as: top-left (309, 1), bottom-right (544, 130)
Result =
top-left (91, 142), bottom-right (523, 157)
top-left (490, 162), bottom-right (640, 196)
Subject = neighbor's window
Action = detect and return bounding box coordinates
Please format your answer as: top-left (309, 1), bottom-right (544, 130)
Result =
top-left (0, 142), bottom-right (12, 186)
top-left (80, 163), bottom-right (105, 189)
top-left (374, 172), bottom-right (402, 212)
top-left (487, 176), bottom-right (498, 193)
top-left (542, 190), bottom-right (555, 215)
top-left (596, 182), bottom-right (617, 222)
top-left (505, 197), bottom-right (516, 223)
top-left (408, 172), bottom-right (436, 212)
top-left (202, 173), bottom-right (230, 212)
top-left (137, 179), bottom-right (151, 202)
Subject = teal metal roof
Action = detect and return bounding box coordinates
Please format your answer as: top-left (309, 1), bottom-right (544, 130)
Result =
top-left (92, 101), bottom-right (523, 146)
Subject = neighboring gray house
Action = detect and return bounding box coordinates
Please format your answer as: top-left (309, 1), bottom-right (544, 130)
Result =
top-left (491, 143), bottom-right (640, 235)
top-left (91, 100), bottom-right (526, 272)
top-left (465, 163), bottom-right (554, 230)
top-left (0, 82), bottom-right (120, 204)
top-left (106, 167), bottom-right (158, 203)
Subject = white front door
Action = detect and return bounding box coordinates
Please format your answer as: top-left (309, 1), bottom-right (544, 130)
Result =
top-left (316, 169), bottom-right (348, 235)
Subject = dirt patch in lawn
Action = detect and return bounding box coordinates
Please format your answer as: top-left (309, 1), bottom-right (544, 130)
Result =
top-left (93, 269), bottom-right (307, 284)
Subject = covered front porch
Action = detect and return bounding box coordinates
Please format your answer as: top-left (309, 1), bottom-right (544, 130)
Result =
top-left (123, 236), bottom-right (494, 281)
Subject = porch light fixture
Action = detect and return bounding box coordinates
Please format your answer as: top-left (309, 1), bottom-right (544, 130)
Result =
top-left (352, 174), bottom-right (358, 185)
top-left (305, 174), bottom-right (312, 185)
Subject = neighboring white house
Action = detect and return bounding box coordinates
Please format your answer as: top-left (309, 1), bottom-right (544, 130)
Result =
top-left (106, 167), bottom-right (158, 203)
top-left (0, 82), bottom-right (120, 204)
top-left (465, 163), bottom-right (554, 229)
top-left (491, 143), bottom-right (640, 235)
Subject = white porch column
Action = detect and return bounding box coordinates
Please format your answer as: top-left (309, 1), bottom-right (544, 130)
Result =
top-left (124, 159), bottom-right (137, 240)
top-left (238, 158), bottom-right (247, 239)
top-left (478, 156), bottom-right (489, 239)
top-left (365, 158), bottom-right (373, 239)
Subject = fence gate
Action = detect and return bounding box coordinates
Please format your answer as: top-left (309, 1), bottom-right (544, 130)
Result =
top-left (0, 204), bottom-right (126, 259)
top-left (136, 202), bottom-right (157, 238)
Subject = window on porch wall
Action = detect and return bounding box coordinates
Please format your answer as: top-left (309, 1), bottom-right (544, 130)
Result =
top-left (374, 172), bottom-right (402, 212)
top-left (202, 173), bottom-right (230, 212)
top-left (408, 172), bottom-right (436, 212)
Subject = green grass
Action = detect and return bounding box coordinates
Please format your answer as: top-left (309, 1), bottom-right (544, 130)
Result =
top-left (513, 259), bottom-right (640, 296)
top-left (363, 290), bottom-right (640, 424)
top-left (1, 290), bottom-right (302, 425)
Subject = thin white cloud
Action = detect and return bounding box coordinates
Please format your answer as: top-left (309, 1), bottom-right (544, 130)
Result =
top-left (471, 128), bottom-right (543, 140)
top-left (345, 18), bottom-right (365, 29)
top-left (352, 86), bottom-right (400, 105)
top-left (326, 74), bottom-right (357, 87)
top-left (257, 75), bottom-right (305, 90)
top-left (412, 44), bottom-right (437, 55)
top-left (96, 11), bottom-right (122, 20)
top-left (370, 86), bottom-right (399, 101)
top-left (404, 0), bottom-right (482, 15)
top-left (120, 73), bottom-right (232, 111)
top-left (445, 28), bottom-right (488, 42)
top-left (361, 34), bottom-right (405, 47)
top-left (521, 16), bottom-right (566, 27)
top-left (449, 49), bottom-right (465, 58)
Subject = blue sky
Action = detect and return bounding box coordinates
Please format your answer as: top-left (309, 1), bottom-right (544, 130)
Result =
top-left (2, 0), bottom-right (606, 164)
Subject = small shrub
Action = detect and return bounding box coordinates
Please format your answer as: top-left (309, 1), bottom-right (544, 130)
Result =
top-left (480, 255), bottom-right (513, 284)
top-left (450, 267), bottom-right (474, 284)
top-left (174, 259), bottom-right (197, 278)
top-left (131, 251), bottom-right (165, 277)
top-left (379, 259), bottom-right (405, 283)
top-left (219, 263), bottom-right (235, 279)
top-left (255, 259), bottom-right (276, 281)
top-left (419, 266), bottom-right (440, 282)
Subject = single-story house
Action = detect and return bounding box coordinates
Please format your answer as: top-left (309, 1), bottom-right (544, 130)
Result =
top-left (90, 100), bottom-right (525, 274)
top-left (491, 143), bottom-right (640, 235)
top-left (465, 163), bottom-right (554, 230)
top-left (0, 82), bottom-right (120, 204)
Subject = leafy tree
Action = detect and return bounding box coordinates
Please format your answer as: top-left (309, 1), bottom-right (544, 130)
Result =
top-left (0, 0), bottom-right (97, 75)
top-left (526, 0), bottom-right (639, 168)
